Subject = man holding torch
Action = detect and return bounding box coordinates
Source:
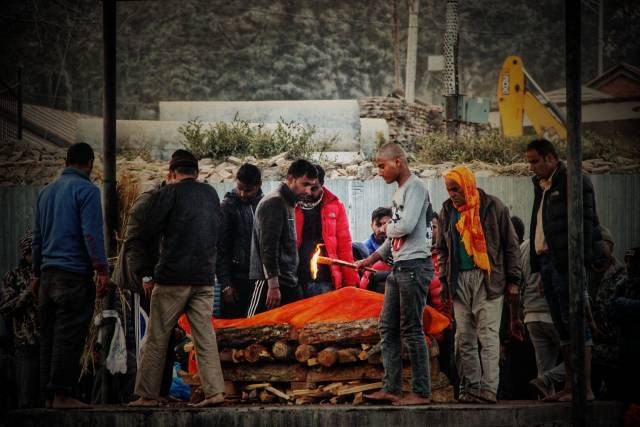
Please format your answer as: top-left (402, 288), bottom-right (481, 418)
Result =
top-left (355, 142), bottom-right (434, 406)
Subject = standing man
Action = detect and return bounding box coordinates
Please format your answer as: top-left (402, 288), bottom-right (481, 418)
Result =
top-left (295, 164), bottom-right (359, 298)
top-left (356, 143), bottom-right (434, 406)
top-left (436, 166), bottom-right (521, 404)
top-left (0, 231), bottom-right (39, 408)
top-left (247, 159), bottom-right (318, 316)
top-left (217, 163), bottom-right (264, 318)
top-left (129, 150), bottom-right (224, 407)
top-left (527, 139), bottom-right (600, 401)
top-left (32, 142), bottom-right (110, 408)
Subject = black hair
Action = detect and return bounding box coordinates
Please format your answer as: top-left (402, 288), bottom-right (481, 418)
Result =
top-left (314, 164), bottom-right (325, 185)
top-left (526, 139), bottom-right (558, 160)
top-left (237, 163), bottom-right (261, 186)
top-left (66, 142), bottom-right (94, 166)
top-left (510, 216), bottom-right (525, 244)
top-left (173, 166), bottom-right (198, 177)
top-left (287, 159), bottom-right (318, 179)
top-left (371, 207), bottom-right (392, 223)
top-left (431, 211), bottom-right (439, 221)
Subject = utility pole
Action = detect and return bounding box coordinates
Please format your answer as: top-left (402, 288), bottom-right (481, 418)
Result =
top-left (103, 0), bottom-right (117, 259)
top-left (566, 0), bottom-right (587, 425)
top-left (443, 0), bottom-right (459, 138)
top-left (405, 0), bottom-right (419, 103)
top-left (391, 0), bottom-right (403, 92)
top-left (598, 0), bottom-right (604, 75)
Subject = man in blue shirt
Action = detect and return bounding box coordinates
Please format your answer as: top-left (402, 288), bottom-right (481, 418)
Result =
top-left (32, 142), bottom-right (109, 408)
top-left (362, 207), bottom-right (392, 256)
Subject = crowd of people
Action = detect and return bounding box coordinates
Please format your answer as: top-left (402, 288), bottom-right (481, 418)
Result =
top-left (0, 139), bottom-right (638, 413)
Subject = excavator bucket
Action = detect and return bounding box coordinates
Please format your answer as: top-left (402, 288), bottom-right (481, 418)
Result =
top-left (497, 56), bottom-right (525, 138)
top-left (523, 92), bottom-right (568, 141)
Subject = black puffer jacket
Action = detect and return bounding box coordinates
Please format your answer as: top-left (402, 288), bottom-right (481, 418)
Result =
top-left (216, 188), bottom-right (263, 287)
top-left (530, 161), bottom-right (602, 274)
top-left (143, 178), bottom-right (221, 285)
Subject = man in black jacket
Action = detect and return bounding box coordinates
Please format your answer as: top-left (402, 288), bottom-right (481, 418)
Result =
top-left (527, 139), bottom-right (600, 402)
top-left (247, 159), bottom-right (318, 316)
top-left (217, 163), bottom-right (263, 318)
top-left (129, 150), bottom-right (224, 407)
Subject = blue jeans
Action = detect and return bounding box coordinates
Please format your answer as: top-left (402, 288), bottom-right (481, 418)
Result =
top-left (539, 254), bottom-right (592, 346)
top-left (379, 258), bottom-right (433, 397)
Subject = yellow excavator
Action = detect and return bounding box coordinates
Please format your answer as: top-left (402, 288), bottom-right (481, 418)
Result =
top-left (497, 55), bottom-right (567, 140)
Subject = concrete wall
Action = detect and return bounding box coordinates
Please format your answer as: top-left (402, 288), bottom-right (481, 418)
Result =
top-left (2, 175), bottom-right (639, 279)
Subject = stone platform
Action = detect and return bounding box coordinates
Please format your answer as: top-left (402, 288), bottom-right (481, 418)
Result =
top-left (6, 401), bottom-right (624, 427)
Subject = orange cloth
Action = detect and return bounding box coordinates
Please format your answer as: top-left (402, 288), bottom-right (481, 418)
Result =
top-left (444, 166), bottom-right (491, 273)
top-left (178, 287), bottom-right (449, 338)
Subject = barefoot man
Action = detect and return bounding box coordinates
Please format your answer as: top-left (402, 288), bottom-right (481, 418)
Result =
top-left (356, 143), bottom-right (434, 406)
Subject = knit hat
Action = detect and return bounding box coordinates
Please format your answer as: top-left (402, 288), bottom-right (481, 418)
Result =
top-left (169, 149), bottom-right (198, 171)
top-left (19, 230), bottom-right (33, 257)
top-left (600, 226), bottom-right (614, 246)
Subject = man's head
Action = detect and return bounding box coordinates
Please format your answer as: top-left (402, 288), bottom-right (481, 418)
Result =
top-left (286, 159), bottom-right (318, 200)
top-left (431, 212), bottom-right (439, 246)
top-left (376, 143), bottom-right (408, 184)
top-left (168, 149), bottom-right (199, 183)
top-left (235, 163), bottom-right (262, 201)
top-left (370, 207), bottom-right (392, 242)
top-left (592, 226), bottom-right (615, 272)
top-left (510, 216), bottom-right (525, 244)
top-left (302, 164), bottom-right (325, 204)
top-left (66, 142), bottom-right (95, 175)
top-left (526, 139), bottom-right (559, 180)
top-left (444, 166), bottom-right (477, 208)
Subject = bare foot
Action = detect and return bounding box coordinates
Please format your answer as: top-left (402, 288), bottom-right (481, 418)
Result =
top-left (558, 390), bottom-right (596, 402)
top-left (543, 388), bottom-right (571, 402)
top-left (51, 396), bottom-right (89, 409)
top-left (128, 397), bottom-right (160, 407)
top-left (392, 393), bottom-right (431, 406)
top-left (363, 390), bottom-right (401, 404)
top-left (190, 393), bottom-right (224, 407)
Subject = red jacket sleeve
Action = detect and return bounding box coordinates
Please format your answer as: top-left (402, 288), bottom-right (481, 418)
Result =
top-left (335, 201), bottom-right (359, 287)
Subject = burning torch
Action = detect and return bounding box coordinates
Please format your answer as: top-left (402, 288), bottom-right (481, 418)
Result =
top-left (310, 244), bottom-right (376, 280)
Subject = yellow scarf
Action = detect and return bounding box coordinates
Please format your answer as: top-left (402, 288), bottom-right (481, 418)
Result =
top-left (444, 166), bottom-right (491, 273)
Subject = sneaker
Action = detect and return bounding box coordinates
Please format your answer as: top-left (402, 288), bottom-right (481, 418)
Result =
top-left (529, 377), bottom-right (554, 399)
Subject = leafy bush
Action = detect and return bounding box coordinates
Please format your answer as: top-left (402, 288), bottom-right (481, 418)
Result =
top-left (178, 115), bottom-right (328, 160)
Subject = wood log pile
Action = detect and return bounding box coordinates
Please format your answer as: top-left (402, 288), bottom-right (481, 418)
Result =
top-left (183, 318), bottom-right (453, 405)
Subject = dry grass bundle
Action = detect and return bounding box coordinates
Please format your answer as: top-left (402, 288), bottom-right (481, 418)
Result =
top-left (116, 172), bottom-right (141, 254)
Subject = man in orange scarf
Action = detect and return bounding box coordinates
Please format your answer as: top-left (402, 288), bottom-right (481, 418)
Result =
top-left (435, 166), bottom-right (522, 404)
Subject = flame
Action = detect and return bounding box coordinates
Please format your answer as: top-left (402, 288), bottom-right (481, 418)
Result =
top-left (310, 244), bottom-right (324, 280)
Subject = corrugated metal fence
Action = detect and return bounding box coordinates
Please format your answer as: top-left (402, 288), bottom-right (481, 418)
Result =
top-left (2, 175), bottom-right (639, 279)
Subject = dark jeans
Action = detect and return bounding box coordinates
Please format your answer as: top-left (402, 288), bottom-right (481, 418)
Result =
top-left (221, 278), bottom-right (253, 319)
top-left (379, 258), bottom-right (433, 397)
top-left (16, 345), bottom-right (40, 408)
top-left (539, 254), bottom-right (592, 346)
top-left (39, 269), bottom-right (95, 398)
top-left (302, 281), bottom-right (334, 298)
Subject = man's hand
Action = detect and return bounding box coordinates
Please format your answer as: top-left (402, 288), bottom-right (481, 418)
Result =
top-left (143, 280), bottom-right (155, 300)
top-left (506, 283), bottom-right (519, 305)
top-left (265, 287), bottom-right (281, 310)
top-left (355, 253), bottom-right (380, 272)
top-left (508, 318), bottom-right (526, 342)
top-left (30, 278), bottom-right (40, 302)
top-left (222, 286), bottom-right (237, 306)
top-left (97, 274), bottom-right (111, 298)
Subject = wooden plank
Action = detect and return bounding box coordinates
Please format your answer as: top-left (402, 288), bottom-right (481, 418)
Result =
top-left (298, 318), bottom-right (380, 346)
top-left (216, 323), bottom-right (293, 347)
top-left (336, 381), bottom-right (383, 396)
top-left (264, 385), bottom-right (291, 401)
top-left (243, 383), bottom-right (271, 391)
top-left (352, 392), bottom-right (364, 405)
top-left (320, 382), bottom-right (344, 393)
top-left (222, 363), bottom-right (307, 382)
top-left (307, 364), bottom-right (385, 382)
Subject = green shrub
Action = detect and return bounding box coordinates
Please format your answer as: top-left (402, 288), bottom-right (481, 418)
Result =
top-left (178, 115), bottom-right (328, 160)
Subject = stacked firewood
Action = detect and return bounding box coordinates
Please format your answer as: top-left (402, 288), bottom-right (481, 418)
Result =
top-left (182, 318), bottom-right (453, 405)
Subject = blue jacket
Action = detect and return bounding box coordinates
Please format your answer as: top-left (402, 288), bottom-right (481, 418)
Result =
top-left (363, 234), bottom-right (384, 256)
top-left (32, 168), bottom-right (108, 277)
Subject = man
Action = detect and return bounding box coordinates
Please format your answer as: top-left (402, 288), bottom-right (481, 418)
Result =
top-left (217, 163), bottom-right (264, 318)
top-left (363, 207), bottom-right (393, 256)
top-left (0, 231), bottom-right (39, 408)
top-left (589, 227), bottom-right (626, 399)
top-left (295, 164), bottom-right (358, 298)
top-left (436, 166), bottom-right (521, 404)
top-left (520, 219), bottom-right (566, 400)
top-left (356, 143), bottom-right (433, 406)
top-left (246, 159), bottom-right (318, 316)
top-left (32, 142), bottom-right (110, 408)
top-left (527, 138), bottom-right (600, 401)
top-left (129, 149), bottom-right (224, 407)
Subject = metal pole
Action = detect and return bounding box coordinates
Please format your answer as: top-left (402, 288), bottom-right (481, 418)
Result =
top-left (565, 0), bottom-right (586, 425)
top-left (103, 0), bottom-right (118, 259)
top-left (17, 66), bottom-right (22, 140)
top-left (443, 0), bottom-right (459, 139)
top-left (404, 0), bottom-right (419, 104)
